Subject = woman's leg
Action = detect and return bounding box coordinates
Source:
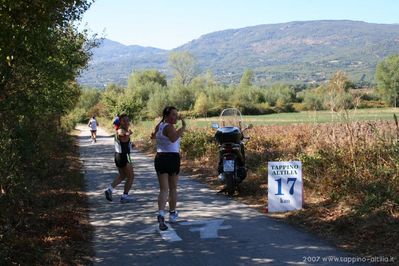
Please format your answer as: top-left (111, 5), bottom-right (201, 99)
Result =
top-left (157, 173), bottom-right (169, 211)
top-left (121, 163), bottom-right (134, 194)
top-left (111, 168), bottom-right (126, 188)
top-left (157, 173), bottom-right (169, 230)
top-left (105, 167), bottom-right (126, 201)
top-left (168, 174), bottom-right (178, 211)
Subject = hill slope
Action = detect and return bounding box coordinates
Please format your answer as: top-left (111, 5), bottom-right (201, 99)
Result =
top-left (78, 20), bottom-right (399, 87)
top-left (78, 39), bottom-right (168, 87)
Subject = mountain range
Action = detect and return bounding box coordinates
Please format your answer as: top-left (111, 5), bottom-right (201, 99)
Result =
top-left (78, 20), bottom-right (399, 88)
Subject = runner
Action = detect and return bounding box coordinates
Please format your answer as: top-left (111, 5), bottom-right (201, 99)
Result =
top-left (151, 106), bottom-right (186, 230)
top-left (113, 113), bottom-right (120, 130)
top-left (88, 116), bottom-right (99, 143)
top-left (104, 113), bottom-right (135, 203)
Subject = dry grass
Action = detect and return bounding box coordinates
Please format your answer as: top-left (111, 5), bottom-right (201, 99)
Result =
top-left (179, 120), bottom-right (399, 259)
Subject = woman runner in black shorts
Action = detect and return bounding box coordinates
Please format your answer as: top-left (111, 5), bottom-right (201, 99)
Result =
top-left (104, 113), bottom-right (135, 203)
top-left (151, 106), bottom-right (186, 230)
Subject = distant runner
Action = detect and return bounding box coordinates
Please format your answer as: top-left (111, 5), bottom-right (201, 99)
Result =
top-left (88, 116), bottom-right (99, 143)
top-left (113, 113), bottom-right (120, 130)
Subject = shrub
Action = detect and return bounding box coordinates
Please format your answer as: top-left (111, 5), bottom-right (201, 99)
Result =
top-left (357, 100), bottom-right (387, 109)
top-left (193, 92), bottom-right (210, 116)
top-left (176, 121), bottom-right (399, 216)
top-left (61, 108), bottom-right (86, 132)
top-left (180, 129), bottom-right (217, 160)
top-left (292, 102), bottom-right (306, 112)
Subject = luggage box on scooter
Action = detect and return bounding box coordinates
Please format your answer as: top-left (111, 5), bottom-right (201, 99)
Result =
top-left (215, 126), bottom-right (242, 144)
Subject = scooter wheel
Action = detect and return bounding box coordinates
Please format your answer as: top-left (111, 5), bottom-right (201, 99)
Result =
top-left (225, 173), bottom-right (235, 196)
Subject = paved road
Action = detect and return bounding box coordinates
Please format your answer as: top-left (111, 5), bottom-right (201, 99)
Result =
top-left (78, 125), bottom-right (365, 266)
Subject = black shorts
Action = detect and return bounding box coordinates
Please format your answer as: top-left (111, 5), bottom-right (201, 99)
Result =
top-left (154, 152), bottom-right (180, 176)
top-left (115, 152), bottom-right (132, 168)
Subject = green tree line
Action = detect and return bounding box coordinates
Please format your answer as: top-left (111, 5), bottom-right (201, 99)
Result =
top-left (71, 52), bottom-right (399, 123)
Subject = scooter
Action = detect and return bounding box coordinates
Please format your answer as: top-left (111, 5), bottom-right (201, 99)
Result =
top-left (211, 108), bottom-right (252, 196)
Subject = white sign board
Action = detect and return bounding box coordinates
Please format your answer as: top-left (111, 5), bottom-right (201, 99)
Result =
top-left (268, 161), bottom-right (303, 212)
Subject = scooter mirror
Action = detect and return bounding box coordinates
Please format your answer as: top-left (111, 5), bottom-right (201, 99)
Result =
top-left (211, 123), bottom-right (219, 129)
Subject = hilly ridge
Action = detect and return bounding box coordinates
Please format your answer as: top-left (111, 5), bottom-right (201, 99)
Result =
top-left (78, 20), bottom-right (399, 88)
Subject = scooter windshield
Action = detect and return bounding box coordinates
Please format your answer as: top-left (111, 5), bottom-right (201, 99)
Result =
top-left (220, 108), bottom-right (243, 129)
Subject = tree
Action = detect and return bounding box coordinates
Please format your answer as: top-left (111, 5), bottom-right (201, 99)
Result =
top-left (168, 51), bottom-right (198, 86)
top-left (263, 85), bottom-right (295, 106)
top-left (376, 54), bottom-right (399, 107)
top-left (203, 70), bottom-right (217, 88)
top-left (100, 84), bottom-right (124, 118)
top-left (116, 95), bottom-right (145, 122)
top-left (146, 88), bottom-right (170, 118)
top-left (0, 0), bottom-right (95, 263)
top-left (240, 69), bottom-right (254, 87)
top-left (76, 87), bottom-right (101, 112)
top-left (206, 86), bottom-right (231, 112)
top-left (168, 85), bottom-right (196, 110)
top-left (127, 69), bottom-right (167, 89)
top-left (325, 71), bottom-right (353, 112)
top-left (191, 70), bottom-right (217, 89)
top-left (194, 92), bottom-right (210, 116)
top-left (303, 86), bottom-right (325, 110)
top-left (0, 0), bottom-right (95, 179)
top-left (231, 86), bottom-right (264, 107)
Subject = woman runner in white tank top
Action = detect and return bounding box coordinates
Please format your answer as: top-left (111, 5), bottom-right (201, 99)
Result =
top-left (151, 106), bottom-right (186, 231)
top-left (88, 116), bottom-right (99, 143)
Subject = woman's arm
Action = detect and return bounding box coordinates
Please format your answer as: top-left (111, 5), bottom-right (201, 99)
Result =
top-left (163, 120), bottom-right (186, 143)
top-left (117, 128), bottom-right (130, 137)
top-left (151, 122), bottom-right (161, 139)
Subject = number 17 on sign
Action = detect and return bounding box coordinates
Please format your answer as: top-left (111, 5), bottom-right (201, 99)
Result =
top-left (268, 161), bottom-right (303, 212)
top-left (275, 177), bottom-right (297, 195)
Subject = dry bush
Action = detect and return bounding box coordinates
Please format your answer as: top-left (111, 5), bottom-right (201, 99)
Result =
top-left (179, 121), bottom-right (398, 215)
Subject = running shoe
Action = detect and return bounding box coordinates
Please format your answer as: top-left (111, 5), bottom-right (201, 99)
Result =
top-left (105, 188), bottom-right (113, 202)
top-left (120, 194), bottom-right (134, 204)
top-left (169, 211), bottom-right (179, 223)
top-left (157, 215), bottom-right (168, 231)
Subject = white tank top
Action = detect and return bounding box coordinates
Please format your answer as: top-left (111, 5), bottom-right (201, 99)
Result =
top-left (156, 122), bottom-right (180, 153)
top-left (89, 118), bottom-right (97, 130)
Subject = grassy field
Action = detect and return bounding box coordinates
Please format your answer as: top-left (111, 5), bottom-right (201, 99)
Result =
top-left (136, 108), bottom-right (399, 130)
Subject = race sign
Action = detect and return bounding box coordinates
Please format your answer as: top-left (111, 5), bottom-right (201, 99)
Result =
top-left (268, 161), bottom-right (303, 212)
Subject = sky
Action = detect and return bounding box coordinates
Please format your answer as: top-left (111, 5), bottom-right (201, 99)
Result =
top-left (80, 0), bottom-right (399, 50)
